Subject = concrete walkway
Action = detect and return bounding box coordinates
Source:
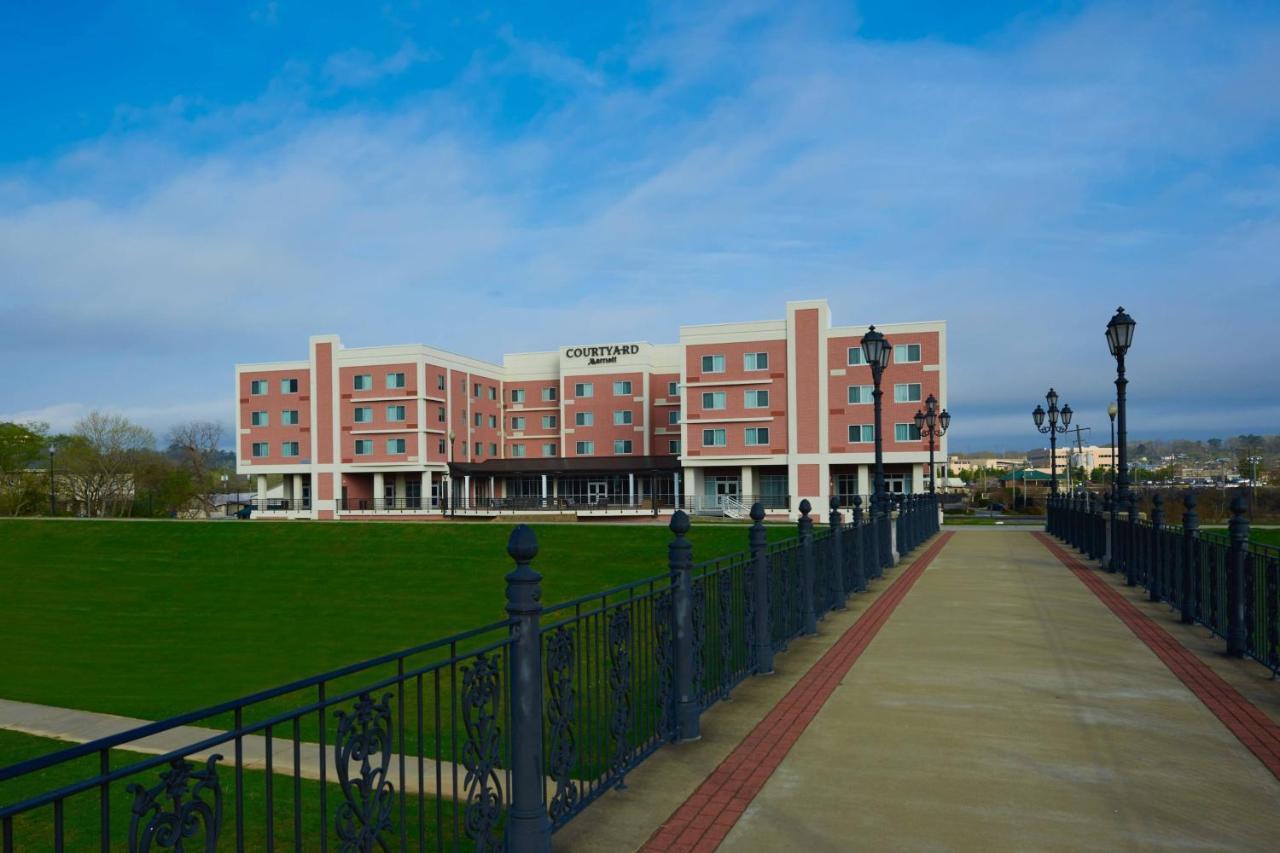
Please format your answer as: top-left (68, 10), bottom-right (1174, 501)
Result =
top-left (717, 529), bottom-right (1280, 851)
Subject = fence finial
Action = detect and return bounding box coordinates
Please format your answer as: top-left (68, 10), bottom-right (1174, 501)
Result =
top-left (750, 501), bottom-right (765, 522)
top-left (670, 508), bottom-right (691, 537)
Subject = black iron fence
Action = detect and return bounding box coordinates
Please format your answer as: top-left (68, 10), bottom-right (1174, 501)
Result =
top-left (1048, 490), bottom-right (1280, 674)
top-left (0, 494), bottom-right (939, 851)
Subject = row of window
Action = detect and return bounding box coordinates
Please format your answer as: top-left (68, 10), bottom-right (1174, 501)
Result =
top-left (700, 427), bottom-right (772, 448)
top-left (700, 389), bottom-right (770, 410)
top-left (699, 352), bottom-right (770, 373)
top-left (353, 405), bottom-right (407, 424)
top-left (250, 378), bottom-right (300, 395)
top-left (510, 415), bottom-right (558, 431)
top-left (847, 383), bottom-right (923, 404)
top-left (511, 387), bottom-right (559, 403)
top-left (251, 441), bottom-right (301, 457)
top-left (847, 343), bottom-right (922, 366)
top-left (507, 439), bottom-right (683, 457)
top-left (847, 423), bottom-right (923, 443)
top-left (249, 410), bottom-right (301, 426)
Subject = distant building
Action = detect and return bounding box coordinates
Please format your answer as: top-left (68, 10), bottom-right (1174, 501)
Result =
top-left (948, 456), bottom-right (1026, 473)
top-left (1028, 445), bottom-right (1116, 473)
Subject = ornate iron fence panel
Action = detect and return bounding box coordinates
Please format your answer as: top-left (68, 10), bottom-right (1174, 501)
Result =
top-left (690, 552), bottom-right (755, 709)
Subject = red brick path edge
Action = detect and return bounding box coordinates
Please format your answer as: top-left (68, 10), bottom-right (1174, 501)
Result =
top-left (642, 532), bottom-right (955, 853)
top-left (1034, 532), bottom-right (1280, 781)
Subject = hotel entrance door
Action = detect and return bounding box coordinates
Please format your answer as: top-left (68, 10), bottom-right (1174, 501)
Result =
top-left (587, 480), bottom-right (609, 504)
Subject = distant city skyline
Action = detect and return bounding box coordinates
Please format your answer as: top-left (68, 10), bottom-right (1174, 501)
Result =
top-left (3, 1), bottom-right (1279, 451)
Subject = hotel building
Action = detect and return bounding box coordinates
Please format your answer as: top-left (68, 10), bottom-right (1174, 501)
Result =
top-left (234, 299), bottom-right (947, 519)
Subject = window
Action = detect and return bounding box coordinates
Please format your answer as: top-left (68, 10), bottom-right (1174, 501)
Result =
top-left (354, 374), bottom-right (372, 391)
top-left (669, 439), bottom-right (681, 454)
top-left (745, 427), bottom-right (769, 446)
top-left (744, 352), bottom-right (769, 371)
top-left (574, 382), bottom-right (593, 398)
top-left (511, 443), bottom-right (526, 458)
top-left (668, 409), bottom-right (680, 425)
top-left (473, 383), bottom-right (482, 397)
top-left (847, 385), bottom-right (873, 404)
top-left (745, 389), bottom-right (769, 408)
top-left (488, 386), bottom-right (496, 401)
top-left (354, 407), bottom-right (373, 424)
top-left (613, 410), bottom-right (633, 425)
top-left (355, 440), bottom-right (373, 455)
top-left (849, 424), bottom-right (875, 443)
top-left (894, 383), bottom-right (922, 403)
top-left (575, 411), bottom-right (594, 427)
top-left (474, 413), bottom-right (482, 427)
top-left (281, 378), bottom-right (299, 394)
top-left (436, 375), bottom-right (446, 391)
top-left (474, 442), bottom-right (482, 456)
top-left (542, 414), bottom-right (557, 429)
top-left (576, 440), bottom-right (595, 455)
top-left (251, 410), bottom-right (268, 427)
top-left (438, 439), bottom-right (446, 454)
top-left (387, 405), bottom-right (406, 422)
top-left (437, 406), bottom-right (446, 423)
top-left (894, 343), bottom-right (922, 363)
top-left (895, 423), bottom-right (922, 441)
top-left (512, 389), bottom-right (525, 404)
top-left (543, 443), bottom-right (558, 457)
top-left (847, 348), bottom-right (866, 366)
top-left (489, 443), bottom-right (497, 455)
top-left (701, 354), bottom-right (725, 373)
top-left (251, 442), bottom-right (268, 458)
top-left (702, 428), bottom-right (727, 447)
top-left (614, 439), bottom-right (633, 454)
top-left (488, 415), bottom-right (497, 428)
top-left (281, 441), bottom-right (300, 457)
top-left (511, 416), bottom-right (526, 430)
top-left (613, 380), bottom-right (632, 395)
top-left (702, 391), bottom-right (727, 410)
top-left (386, 372), bottom-right (406, 389)
top-left (250, 379), bottom-right (268, 395)
top-left (668, 381), bottom-right (679, 396)
top-left (281, 410), bottom-right (299, 425)
top-left (542, 386), bottom-right (557, 401)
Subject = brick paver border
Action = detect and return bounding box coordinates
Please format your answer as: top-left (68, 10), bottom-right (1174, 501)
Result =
top-left (1034, 532), bottom-right (1280, 781)
top-left (642, 532), bottom-right (955, 852)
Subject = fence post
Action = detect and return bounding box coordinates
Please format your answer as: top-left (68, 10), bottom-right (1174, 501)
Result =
top-left (851, 496), bottom-right (867, 592)
top-left (669, 510), bottom-right (700, 741)
top-left (830, 496), bottom-right (847, 609)
top-left (1149, 494), bottom-right (1164, 602)
top-left (866, 494), bottom-right (880, 579)
top-left (1124, 492), bottom-right (1139, 587)
top-left (1181, 492), bottom-right (1198, 625)
top-left (888, 494), bottom-right (901, 566)
top-left (749, 502), bottom-right (773, 675)
top-left (1102, 493), bottom-right (1113, 570)
top-left (1227, 495), bottom-right (1249, 657)
top-left (504, 525), bottom-right (552, 852)
top-left (799, 499), bottom-right (817, 635)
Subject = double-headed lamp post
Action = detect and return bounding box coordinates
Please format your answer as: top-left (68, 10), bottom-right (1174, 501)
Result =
top-left (913, 394), bottom-right (951, 495)
top-left (48, 445), bottom-right (56, 516)
top-left (1105, 306), bottom-right (1137, 584)
top-left (1032, 388), bottom-right (1072, 494)
top-left (860, 325), bottom-right (892, 564)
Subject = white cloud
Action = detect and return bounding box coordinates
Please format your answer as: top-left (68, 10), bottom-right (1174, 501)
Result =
top-left (323, 41), bottom-right (434, 89)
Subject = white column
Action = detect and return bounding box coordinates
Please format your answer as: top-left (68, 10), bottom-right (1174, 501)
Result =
top-left (464, 474), bottom-right (471, 505)
top-left (422, 470), bottom-right (431, 510)
top-left (256, 474), bottom-right (268, 506)
top-left (489, 475), bottom-right (495, 501)
top-left (373, 472), bottom-right (384, 508)
top-left (740, 466), bottom-right (755, 500)
top-left (540, 474), bottom-right (548, 500)
top-left (395, 473), bottom-right (405, 505)
top-left (292, 474), bottom-right (303, 507)
top-left (911, 464), bottom-right (925, 495)
top-left (674, 471), bottom-right (681, 507)
top-left (857, 464), bottom-right (871, 497)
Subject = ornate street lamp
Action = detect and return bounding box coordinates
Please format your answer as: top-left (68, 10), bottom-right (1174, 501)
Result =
top-left (1032, 389), bottom-right (1072, 494)
top-left (48, 445), bottom-right (56, 516)
top-left (1105, 306), bottom-right (1137, 583)
top-left (861, 325), bottom-right (892, 564)
top-left (913, 394), bottom-right (950, 495)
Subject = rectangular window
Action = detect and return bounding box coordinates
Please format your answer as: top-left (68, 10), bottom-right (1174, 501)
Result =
top-left (489, 443), bottom-right (497, 455)
top-left (574, 382), bottom-right (593, 398)
top-left (511, 389), bottom-right (525, 404)
top-left (744, 352), bottom-right (769, 371)
top-left (511, 443), bottom-right (526, 457)
top-left (613, 380), bottom-right (632, 395)
top-left (511, 416), bottom-right (526, 430)
top-left (386, 438), bottom-right (406, 454)
top-left (250, 379), bottom-right (268, 395)
top-left (281, 378), bottom-right (299, 394)
top-left (386, 372), bottom-right (406, 389)
top-left (701, 354), bottom-right (725, 373)
top-left (576, 440), bottom-right (595, 455)
top-left (354, 374), bottom-right (372, 391)
top-left (847, 385), bottom-right (873, 404)
top-left (387, 405), bottom-right (406, 422)
top-left (251, 410), bottom-right (268, 427)
top-left (847, 347), bottom-right (866, 366)
top-left (281, 441), bottom-right (299, 457)
top-left (702, 428), bottom-right (727, 447)
top-left (281, 410), bottom-right (299, 425)
top-left (614, 439), bottom-right (633, 454)
top-left (745, 389), bottom-right (769, 408)
top-left (849, 424), bottom-right (875, 443)
top-left (488, 415), bottom-right (497, 428)
top-left (575, 411), bottom-right (594, 427)
top-left (488, 386), bottom-right (496, 401)
top-left (702, 391), bottom-right (727, 410)
top-left (894, 383), bottom-right (922, 403)
top-left (355, 439), bottom-right (373, 455)
top-left (895, 423), bottom-right (922, 441)
top-left (438, 439), bottom-right (446, 454)
top-left (251, 442), bottom-right (268, 458)
top-left (353, 407), bottom-right (373, 424)
top-left (543, 443), bottom-right (558, 457)
top-left (745, 427), bottom-right (769, 446)
top-left (669, 439), bottom-right (681, 454)
top-left (613, 410), bottom-right (633, 425)
top-left (474, 442), bottom-right (482, 457)
top-left (669, 409), bottom-right (680, 425)
top-left (472, 383), bottom-right (480, 397)
top-left (894, 343), bottom-right (922, 363)
top-left (437, 406), bottom-right (446, 423)
top-left (542, 414), bottom-right (557, 429)
top-left (474, 413), bottom-right (482, 427)
top-left (436, 375), bottom-right (446, 391)
top-left (542, 386), bottom-right (557, 401)
top-left (668, 381), bottom-right (679, 396)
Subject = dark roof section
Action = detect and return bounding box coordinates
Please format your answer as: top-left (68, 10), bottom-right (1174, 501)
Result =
top-left (449, 456), bottom-right (680, 477)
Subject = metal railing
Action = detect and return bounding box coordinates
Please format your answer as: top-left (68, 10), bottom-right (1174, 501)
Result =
top-left (247, 498), bottom-right (312, 512)
top-left (1048, 491), bottom-right (1280, 673)
top-left (0, 495), bottom-right (940, 851)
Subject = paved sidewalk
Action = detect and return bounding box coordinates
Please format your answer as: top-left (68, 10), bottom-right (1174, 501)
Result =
top-left (718, 530), bottom-right (1280, 851)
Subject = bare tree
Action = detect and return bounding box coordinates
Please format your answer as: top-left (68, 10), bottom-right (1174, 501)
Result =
top-left (62, 412), bottom-right (154, 516)
top-left (167, 420), bottom-right (224, 514)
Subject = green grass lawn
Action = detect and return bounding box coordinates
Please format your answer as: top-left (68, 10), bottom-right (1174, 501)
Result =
top-left (0, 519), bottom-right (785, 723)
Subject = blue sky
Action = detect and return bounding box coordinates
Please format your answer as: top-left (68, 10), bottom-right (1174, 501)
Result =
top-left (2, 1), bottom-right (1279, 452)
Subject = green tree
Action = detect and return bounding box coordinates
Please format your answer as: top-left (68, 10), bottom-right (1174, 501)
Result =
top-left (0, 421), bottom-right (49, 515)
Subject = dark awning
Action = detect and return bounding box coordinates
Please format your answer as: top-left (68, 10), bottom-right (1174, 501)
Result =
top-left (449, 456), bottom-right (680, 477)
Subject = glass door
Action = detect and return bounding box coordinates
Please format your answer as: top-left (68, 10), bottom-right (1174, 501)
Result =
top-left (587, 480), bottom-right (609, 504)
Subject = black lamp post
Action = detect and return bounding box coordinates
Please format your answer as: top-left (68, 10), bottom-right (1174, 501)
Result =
top-left (1105, 306), bottom-right (1137, 584)
top-left (1107, 402), bottom-right (1117, 502)
top-left (1032, 388), bottom-right (1072, 495)
top-left (913, 394), bottom-right (950, 495)
top-left (861, 325), bottom-right (892, 565)
top-left (48, 445), bottom-right (56, 516)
